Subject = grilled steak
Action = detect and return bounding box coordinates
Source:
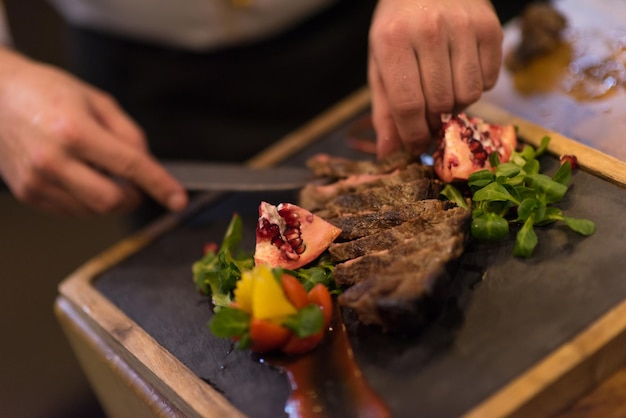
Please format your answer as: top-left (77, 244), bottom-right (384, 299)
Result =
top-left (320, 178), bottom-right (442, 218)
top-left (299, 163), bottom-right (434, 211)
top-left (327, 200), bottom-right (458, 241)
top-left (333, 231), bottom-right (467, 286)
top-left (305, 150), bottom-right (412, 178)
top-left (298, 151), bottom-right (470, 331)
top-left (337, 235), bottom-right (467, 330)
top-left (329, 205), bottom-right (469, 262)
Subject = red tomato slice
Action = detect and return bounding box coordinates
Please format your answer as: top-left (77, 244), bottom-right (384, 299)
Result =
top-left (280, 330), bottom-right (324, 355)
top-left (249, 318), bottom-right (291, 353)
top-left (308, 283), bottom-right (333, 327)
top-left (281, 274), bottom-right (309, 309)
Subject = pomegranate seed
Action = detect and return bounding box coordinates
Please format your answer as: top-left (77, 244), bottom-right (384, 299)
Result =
top-left (468, 139), bottom-right (482, 151)
top-left (284, 228), bottom-right (300, 241)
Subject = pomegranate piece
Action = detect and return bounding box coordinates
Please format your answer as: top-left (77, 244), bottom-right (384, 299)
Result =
top-left (433, 113), bottom-right (517, 183)
top-left (254, 201), bottom-right (342, 270)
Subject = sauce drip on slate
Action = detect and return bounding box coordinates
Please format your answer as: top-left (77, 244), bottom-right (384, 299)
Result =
top-left (261, 305), bottom-right (390, 418)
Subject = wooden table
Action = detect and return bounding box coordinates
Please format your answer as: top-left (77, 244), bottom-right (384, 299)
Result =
top-left (54, 1), bottom-right (626, 416)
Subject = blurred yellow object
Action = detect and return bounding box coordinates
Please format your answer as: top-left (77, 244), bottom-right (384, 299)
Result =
top-left (233, 271), bottom-right (254, 314)
top-left (234, 265), bottom-right (297, 321)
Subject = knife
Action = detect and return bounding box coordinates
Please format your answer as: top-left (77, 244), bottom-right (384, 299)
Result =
top-left (162, 161), bottom-right (316, 191)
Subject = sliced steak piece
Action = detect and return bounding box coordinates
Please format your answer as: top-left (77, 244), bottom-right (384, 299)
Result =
top-left (327, 199), bottom-right (457, 240)
top-left (329, 205), bottom-right (470, 262)
top-left (337, 235), bottom-right (466, 330)
top-left (299, 163), bottom-right (434, 211)
top-left (321, 178), bottom-right (442, 218)
top-left (305, 150), bottom-right (413, 179)
top-left (299, 172), bottom-right (391, 212)
top-left (333, 230), bottom-right (466, 286)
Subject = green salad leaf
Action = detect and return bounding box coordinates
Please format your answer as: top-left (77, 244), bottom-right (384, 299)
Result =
top-left (284, 253), bottom-right (337, 292)
top-left (192, 214), bottom-right (254, 309)
top-left (209, 306), bottom-right (251, 338)
top-left (442, 136), bottom-right (595, 258)
top-left (282, 305), bottom-right (325, 338)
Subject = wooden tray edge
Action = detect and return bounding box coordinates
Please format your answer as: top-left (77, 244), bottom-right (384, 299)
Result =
top-left (57, 217), bottom-right (243, 417)
top-left (464, 297), bottom-right (626, 417)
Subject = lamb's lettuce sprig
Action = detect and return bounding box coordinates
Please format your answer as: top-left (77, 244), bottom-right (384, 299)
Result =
top-left (441, 136), bottom-right (595, 258)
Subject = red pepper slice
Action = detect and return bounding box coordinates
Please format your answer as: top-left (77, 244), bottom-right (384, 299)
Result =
top-left (249, 318), bottom-right (291, 353)
top-left (308, 283), bottom-right (333, 327)
top-left (280, 274), bottom-right (309, 309)
top-left (280, 330), bottom-right (325, 355)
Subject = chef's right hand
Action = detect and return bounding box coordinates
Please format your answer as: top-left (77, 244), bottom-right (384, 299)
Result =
top-left (0, 48), bottom-right (188, 216)
top-left (368, 0), bottom-right (503, 158)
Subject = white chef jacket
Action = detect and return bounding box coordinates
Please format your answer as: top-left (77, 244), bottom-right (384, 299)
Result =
top-left (47, 0), bottom-right (338, 51)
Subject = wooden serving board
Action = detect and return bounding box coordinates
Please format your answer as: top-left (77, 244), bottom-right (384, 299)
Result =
top-left (55, 87), bottom-right (626, 418)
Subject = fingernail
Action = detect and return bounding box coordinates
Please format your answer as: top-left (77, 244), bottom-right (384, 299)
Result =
top-left (167, 192), bottom-right (188, 212)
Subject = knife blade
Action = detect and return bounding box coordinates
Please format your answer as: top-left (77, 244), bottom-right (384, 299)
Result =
top-left (162, 161), bottom-right (315, 191)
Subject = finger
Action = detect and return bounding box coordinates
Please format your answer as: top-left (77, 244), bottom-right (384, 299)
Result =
top-left (368, 55), bottom-right (402, 159)
top-left (371, 40), bottom-right (430, 154)
top-left (412, 21), bottom-right (455, 123)
top-left (476, 17), bottom-right (503, 90)
top-left (86, 87), bottom-right (148, 152)
top-left (55, 157), bottom-right (144, 214)
top-left (66, 120), bottom-right (188, 212)
top-left (449, 33), bottom-right (483, 110)
top-left (23, 180), bottom-right (95, 217)
top-left (3, 158), bottom-right (94, 216)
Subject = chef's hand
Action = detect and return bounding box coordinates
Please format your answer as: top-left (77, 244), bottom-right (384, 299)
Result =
top-left (369, 0), bottom-right (503, 158)
top-left (0, 48), bottom-right (188, 216)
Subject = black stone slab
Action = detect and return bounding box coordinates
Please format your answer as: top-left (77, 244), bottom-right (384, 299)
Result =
top-left (95, 112), bottom-right (626, 417)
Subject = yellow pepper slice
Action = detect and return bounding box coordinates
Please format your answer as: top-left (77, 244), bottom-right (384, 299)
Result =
top-left (233, 270), bottom-right (255, 314)
top-left (233, 265), bottom-right (296, 320)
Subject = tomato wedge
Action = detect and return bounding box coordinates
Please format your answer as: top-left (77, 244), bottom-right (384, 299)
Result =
top-left (249, 318), bottom-right (291, 353)
top-left (280, 274), bottom-right (309, 309)
top-left (279, 283), bottom-right (333, 355)
top-left (281, 330), bottom-right (324, 355)
top-left (307, 283), bottom-right (333, 327)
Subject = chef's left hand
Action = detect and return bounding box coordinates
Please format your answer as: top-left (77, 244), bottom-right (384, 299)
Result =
top-left (369, 0), bottom-right (503, 158)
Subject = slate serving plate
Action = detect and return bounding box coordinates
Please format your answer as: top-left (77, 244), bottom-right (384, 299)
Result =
top-left (59, 92), bottom-right (626, 417)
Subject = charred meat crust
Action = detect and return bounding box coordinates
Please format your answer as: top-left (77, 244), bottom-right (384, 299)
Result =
top-left (333, 235), bottom-right (467, 287)
top-left (320, 178), bottom-right (442, 219)
top-left (305, 150), bottom-right (413, 179)
top-left (329, 205), bottom-right (470, 261)
top-left (327, 200), bottom-right (458, 241)
top-left (299, 163), bottom-right (434, 212)
top-left (336, 236), bottom-right (467, 332)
